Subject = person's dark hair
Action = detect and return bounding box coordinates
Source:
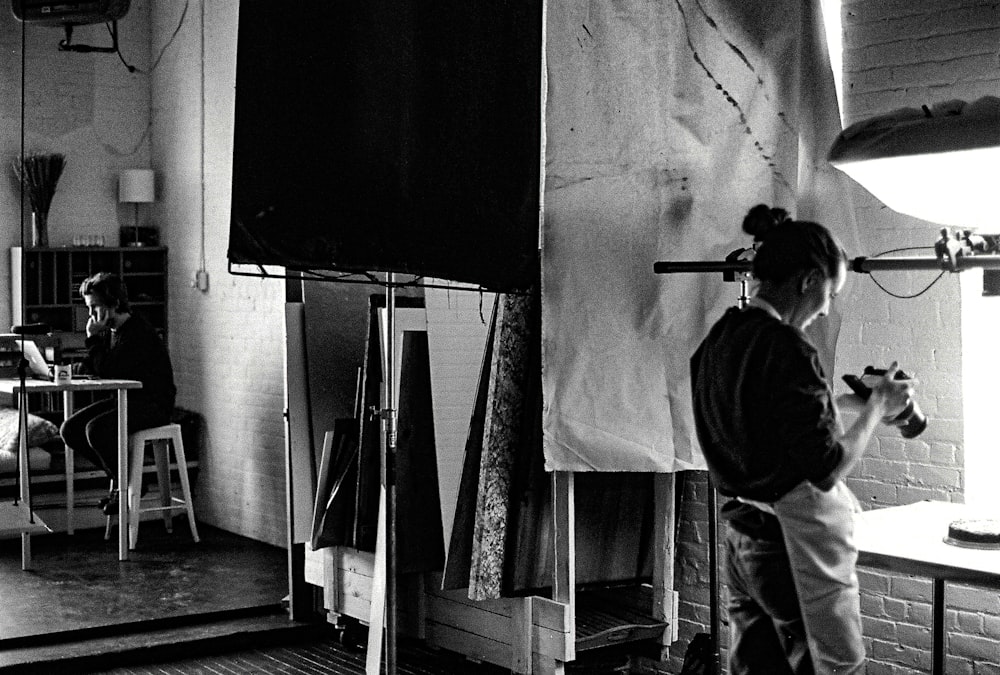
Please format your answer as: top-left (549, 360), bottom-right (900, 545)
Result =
top-left (742, 203), bottom-right (847, 283)
top-left (80, 272), bottom-right (131, 313)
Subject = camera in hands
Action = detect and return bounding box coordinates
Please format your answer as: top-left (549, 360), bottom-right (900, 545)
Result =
top-left (842, 366), bottom-right (927, 439)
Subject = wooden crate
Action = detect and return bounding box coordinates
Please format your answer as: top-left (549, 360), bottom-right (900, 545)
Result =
top-left (305, 545), bottom-right (574, 673)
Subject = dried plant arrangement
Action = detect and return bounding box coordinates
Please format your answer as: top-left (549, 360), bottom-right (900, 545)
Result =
top-left (12, 152), bottom-right (66, 247)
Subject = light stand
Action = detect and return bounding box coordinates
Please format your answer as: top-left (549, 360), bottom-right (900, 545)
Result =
top-left (382, 273), bottom-right (399, 674)
top-left (657, 245), bottom-right (754, 675)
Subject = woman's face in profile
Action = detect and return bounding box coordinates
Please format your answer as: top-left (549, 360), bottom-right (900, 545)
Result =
top-left (791, 260), bottom-right (846, 331)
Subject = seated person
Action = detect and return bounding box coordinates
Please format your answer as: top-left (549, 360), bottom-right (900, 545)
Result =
top-left (60, 272), bottom-right (176, 513)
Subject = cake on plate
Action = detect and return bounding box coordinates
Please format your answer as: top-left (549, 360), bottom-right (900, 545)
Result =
top-left (944, 518), bottom-right (1000, 549)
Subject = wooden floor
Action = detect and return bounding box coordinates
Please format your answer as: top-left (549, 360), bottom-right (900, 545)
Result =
top-left (82, 633), bottom-right (511, 675)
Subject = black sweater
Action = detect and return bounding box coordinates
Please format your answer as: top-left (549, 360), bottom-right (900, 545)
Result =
top-left (690, 305), bottom-right (843, 504)
top-left (83, 314), bottom-right (176, 416)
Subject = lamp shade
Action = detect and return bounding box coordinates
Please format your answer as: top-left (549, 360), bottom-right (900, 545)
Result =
top-left (118, 169), bottom-right (155, 204)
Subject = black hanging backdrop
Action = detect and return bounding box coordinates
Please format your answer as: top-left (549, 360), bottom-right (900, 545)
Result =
top-left (228, 1), bottom-right (542, 293)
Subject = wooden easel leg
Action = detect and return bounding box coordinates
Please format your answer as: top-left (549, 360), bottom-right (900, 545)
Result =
top-left (551, 471), bottom-right (575, 674)
top-left (365, 486), bottom-right (387, 675)
top-left (654, 473), bottom-right (679, 654)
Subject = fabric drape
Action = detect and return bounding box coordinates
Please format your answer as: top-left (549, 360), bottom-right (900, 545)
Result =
top-left (542, 0), bottom-right (859, 472)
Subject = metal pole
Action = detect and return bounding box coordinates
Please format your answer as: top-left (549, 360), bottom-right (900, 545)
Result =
top-left (384, 273), bottom-right (398, 675)
top-left (655, 254), bottom-right (1000, 276)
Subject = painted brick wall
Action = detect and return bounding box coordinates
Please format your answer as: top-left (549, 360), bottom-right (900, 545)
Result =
top-left (0, 2), bottom-right (153, 327)
top-left (0, 3), bottom-right (288, 547)
top-left (150, 2), bottom-right (287, 547)
top-left (669, 2), bottom-right (1000, 672)
top-left (841, 1), bottom-right (1000, 672)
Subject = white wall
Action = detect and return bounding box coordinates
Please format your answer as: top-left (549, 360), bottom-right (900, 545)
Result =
top-left (0, 1), bottom-right (287, 548)
top-left (0, 2), bottom-right (153, 328)
top-left (151, 1), bottom-right (287, 547)
top-left (838, 0), bottom-right (994, 509)
top-left (839, 1), bottom-right (1000, 672)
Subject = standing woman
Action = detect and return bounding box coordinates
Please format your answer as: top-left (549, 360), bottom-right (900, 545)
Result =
top-left (690, 205), bottom-right (916, 674)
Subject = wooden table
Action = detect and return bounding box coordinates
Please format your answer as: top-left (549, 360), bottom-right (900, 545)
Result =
top-left (0, 376), bottom-right (142, 564)
top-left (854, 500), bottom-right (1000, 675)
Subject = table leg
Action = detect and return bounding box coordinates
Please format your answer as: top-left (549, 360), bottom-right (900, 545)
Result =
top-left (117, 389), bottom-right (128, 562)
top-left (19, 399), bottom-right (31, 570)
top-left (63, 391), bottom-right (74, 535)
top-left (933, 578), bottom-right (945, 675)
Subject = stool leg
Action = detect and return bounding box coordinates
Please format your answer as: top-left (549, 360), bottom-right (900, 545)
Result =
top-left (172, 430), bottom-right (199, 543)
top-left (154, 440), bottom-right (173, 533)
top-left (128, 439), bottom-right (145, 550)
top-left (103, 479), bottom-right (115, 541)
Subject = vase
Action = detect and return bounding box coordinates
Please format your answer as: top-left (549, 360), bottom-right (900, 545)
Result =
top-left (31, 210), bottom-right (48, 248)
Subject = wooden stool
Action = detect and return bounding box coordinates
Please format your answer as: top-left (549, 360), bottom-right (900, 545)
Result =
top-left (105, 423), bottom-right (199, 550)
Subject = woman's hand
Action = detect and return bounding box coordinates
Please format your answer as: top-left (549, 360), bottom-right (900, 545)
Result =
top-left (869, 361), bottom-right (917, 421)
top-left (86, 306), bottom-right (111, 338)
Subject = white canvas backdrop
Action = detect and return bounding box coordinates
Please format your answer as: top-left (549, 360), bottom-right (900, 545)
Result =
top-left (542, 0), bottom-right (861, 472)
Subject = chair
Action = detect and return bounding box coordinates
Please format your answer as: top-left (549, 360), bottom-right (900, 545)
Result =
top-left (105, 423), bottom-right (199, 549)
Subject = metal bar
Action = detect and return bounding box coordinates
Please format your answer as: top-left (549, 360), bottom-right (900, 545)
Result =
top-left (227, 261), bottom-right (530, 295)
top-left (707, 475), bottom-right (720, 674)
top-left (933, 578), bottom-right (945, 675)
top-left (385, 273), bottom-right (398, 675)
top-left (117, 388), bottom-right (128, 561)
top-left (855, 255), bottom-right (1000, 272)
top-left (655, 255), bottom-right (1000, 276)
top-left (653, 260), bottom-right (752, 275)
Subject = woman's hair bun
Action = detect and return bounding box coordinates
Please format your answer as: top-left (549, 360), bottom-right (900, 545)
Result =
top-left (742, 204), bottom-right (790, 240)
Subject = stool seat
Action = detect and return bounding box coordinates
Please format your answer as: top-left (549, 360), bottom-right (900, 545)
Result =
top-left (105, 423), bottom-right (199, 549)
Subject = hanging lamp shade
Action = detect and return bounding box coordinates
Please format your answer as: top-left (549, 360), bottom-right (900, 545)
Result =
top-left (828, 96), bottom-right (1000, 228)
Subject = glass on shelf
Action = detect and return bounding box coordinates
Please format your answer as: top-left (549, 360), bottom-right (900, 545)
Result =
top-left (71, 234), bottom-right (107, 247)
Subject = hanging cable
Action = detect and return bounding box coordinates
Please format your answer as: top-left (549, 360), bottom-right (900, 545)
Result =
top-left (866, 246), bottom-right (949, 299)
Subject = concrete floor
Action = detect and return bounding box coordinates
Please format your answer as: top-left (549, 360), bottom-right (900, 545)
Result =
top-left (0, 521), bottom-right (513, 674)
top-left (0, 520), bottom-right (286, 643)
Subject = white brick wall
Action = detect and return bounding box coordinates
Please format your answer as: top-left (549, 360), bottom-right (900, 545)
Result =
top-left (841, 0), bottom-right (1000, 672)
top-left (0, 2), bottom-right (287, 547)
top-left (0, 2), bottom-right (153, 327)
top-left (150, 1), bottom-right (287, 548)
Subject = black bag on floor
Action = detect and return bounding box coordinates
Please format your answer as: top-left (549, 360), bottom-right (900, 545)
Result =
top-left (680, 632), bottom-right (715, 675)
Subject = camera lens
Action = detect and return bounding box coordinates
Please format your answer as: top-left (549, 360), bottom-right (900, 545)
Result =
top-left (894, 399), bottom-right (927, 439)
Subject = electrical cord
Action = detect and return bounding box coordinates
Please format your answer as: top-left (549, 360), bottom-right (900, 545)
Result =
top-left (866, 246), bottom-right (947, 299)
top-left (106, 0), bottom-right (188, 75)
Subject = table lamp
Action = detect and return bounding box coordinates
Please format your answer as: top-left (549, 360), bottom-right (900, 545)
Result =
top-left (118, 169), bottom-right (155, 247)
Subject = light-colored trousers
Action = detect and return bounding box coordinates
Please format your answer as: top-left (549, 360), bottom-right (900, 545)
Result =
top-left (767, 479), bottom-right (866, 675)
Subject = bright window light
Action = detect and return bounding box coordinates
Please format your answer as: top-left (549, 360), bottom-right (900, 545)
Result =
top-left (820, 0), bottom-right (844, 122)
top-left (961, 270), bottom-right (1000, 511)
